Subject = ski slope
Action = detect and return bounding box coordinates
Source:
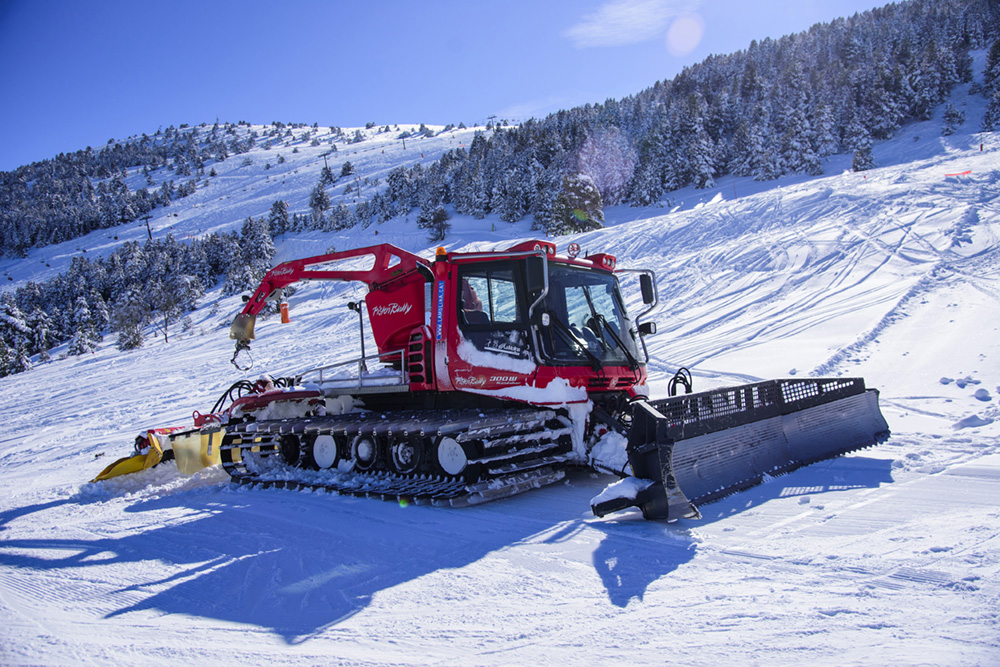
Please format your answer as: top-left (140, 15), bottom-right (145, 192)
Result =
top-left (1, 84), bottom-right (999, 665)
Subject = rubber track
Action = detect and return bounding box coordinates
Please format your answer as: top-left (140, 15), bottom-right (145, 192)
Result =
top-left (219, 407), bottom-right (575, 506)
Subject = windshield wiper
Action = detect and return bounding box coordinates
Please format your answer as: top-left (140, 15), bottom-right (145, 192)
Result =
top-left (596, 315), bottom-right (641, 371)
top-left (547, 312), bottom-right (603, 372)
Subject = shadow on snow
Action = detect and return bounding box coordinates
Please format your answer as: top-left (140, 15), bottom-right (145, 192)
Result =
top-left (0, 454), bottom-right (891, 641)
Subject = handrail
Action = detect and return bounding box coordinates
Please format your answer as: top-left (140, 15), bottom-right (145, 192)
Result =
top-left (299, 346), bottom-right (410, 390)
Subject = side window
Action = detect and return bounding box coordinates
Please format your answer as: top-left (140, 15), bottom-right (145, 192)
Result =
top-left (457, 266), bottom-right (530, 360)
top-left (459, 268), bottom-right (521, 325)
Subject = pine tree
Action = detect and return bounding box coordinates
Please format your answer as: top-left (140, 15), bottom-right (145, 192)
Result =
top-left (417, 206), bottom-right (451, 242)
top-left (28, 307), bottom-right (52, 362)
top-left (89, 291), bottom-right (109, 341)
top-left (777, 61), bottom-right (822, 176)
top-left (553, 173), bottom-right (604, 234)
top-left (113, 285), bottom-right (146, 351)
top-left (678, 94), bottom-right (716, 189)
top-left (11, 341), bottom-right (30, 374)
top-left (224, 217), bottom-right (275, 296)
top-left (984, 89), bottom-right (1000, 131)
top-left (628, 117), bottom-right (671, 204)
top-left (942, 103), bottom-right (965, 135)
top-left (319, 164), bottom-right (335, 186)
top-left (309, 184), bottom-right (331, 223)
top-left (67, 295), bottom-right (98, 355)
top-left (0, 337), bottom-right (11, 377)
top-left (984, 39), bottom-right (1000, 93)
top-left (852, 136), bottom-right (876, 172)
top-left (241, 216), bottom-right (274, 277)
top-left (0, 292), bottom-right (29, 351)
top-left (531, 165), bottom-right (564, 234)
top-left (268, 200), bottom-right (290, 238)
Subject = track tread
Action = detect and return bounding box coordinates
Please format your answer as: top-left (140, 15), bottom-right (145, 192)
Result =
top-left (220, 407), bottom-right (574, 506)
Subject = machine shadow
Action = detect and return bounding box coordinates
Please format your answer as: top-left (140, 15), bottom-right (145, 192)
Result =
top-left (0, 483), bottom-right (685, 643)
top-left (587, 521), bottom-right (697, 607)
top-left (0, 455), bottom-right (891, 640)
top-left (583, 455), bottom-right (894, 604)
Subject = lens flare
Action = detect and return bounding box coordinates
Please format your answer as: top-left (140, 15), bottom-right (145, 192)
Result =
top-left (666, 13), bottom-right (704, 57)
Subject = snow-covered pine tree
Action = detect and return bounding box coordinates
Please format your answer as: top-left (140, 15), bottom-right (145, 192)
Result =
top-left (983, 88), bottom-right (1000, 132)
top-left (268, 200), bottom-right (290, 238)
top-left (0, 292), bottom-right (29, 351)
top-left (553, 172), bottom-right (604, 234)
top-left (67, 295), bottom-right (98, 355)
top-left (89, 291), bottom-right (109, 342)
top-left (113, 284), bottom-right (146, 351)
top-left (942, 103), bottom-right (965, 135)
top-left (777, 60), bottom-right (822, 176)
top-left (982, 39), bottom-right (1000, 131)
top-left (11, 341), bottom-right (30, 374)
top-left (319, 164), bottom-right (335, 186)
top-left (236, 216), bottom-right (275, 291)
top-left (0, 337), bottom-right (11, 377)
top-left (852, 136), bottom-right (876, 172)
top-left (530, 164), bottom-right (564, 234)
top-left (28, 307), bottom-right (52, 362)
top-left (309, 184), bottom-right (331, 224)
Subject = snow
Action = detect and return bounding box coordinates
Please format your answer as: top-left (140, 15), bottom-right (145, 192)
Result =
top-left (590, 429), bottom-right (630, 469)
top-left (590, 475), bottom-right (653, 506)
top-left (455, 336), bottom-right (536, 374)
top-left (2, 82), bottom-right (1000, 665)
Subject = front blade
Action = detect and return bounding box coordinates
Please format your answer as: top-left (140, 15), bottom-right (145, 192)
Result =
top-left (593, 378), bottom-right (890, 520)
top-left (669, 387), bottom-right (889, 505)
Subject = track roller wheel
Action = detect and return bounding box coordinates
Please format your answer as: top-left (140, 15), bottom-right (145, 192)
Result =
top-left (352, 435), bottom-right (379, 472)
top-left (279, 434), bottom-right (302, 467)
top-left (436, 436), bottom-right (468, 476)
top-left (306, 434), bottom-right (340, 470)
top-left (390, 437), bottom-right (422, 474)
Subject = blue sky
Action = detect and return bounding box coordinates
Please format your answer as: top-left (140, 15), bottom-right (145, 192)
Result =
top-left (0, 0), bottom-right (891, 172)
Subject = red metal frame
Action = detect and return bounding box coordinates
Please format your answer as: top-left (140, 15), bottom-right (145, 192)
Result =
top-left (235, 243), bottom-right (431, 354)
top-left (231, 240), bottom-right (646, 405)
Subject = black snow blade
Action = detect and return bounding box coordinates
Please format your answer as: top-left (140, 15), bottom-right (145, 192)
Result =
top-left (592, 378), bottom-right (890, 521)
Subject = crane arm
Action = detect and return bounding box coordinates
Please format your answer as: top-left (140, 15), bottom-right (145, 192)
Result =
top-left (229, 243), bottom-right (431, 347)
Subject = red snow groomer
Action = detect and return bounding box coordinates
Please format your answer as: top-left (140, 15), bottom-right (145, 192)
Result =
top-left (97, 240), bottom-right (889, 520)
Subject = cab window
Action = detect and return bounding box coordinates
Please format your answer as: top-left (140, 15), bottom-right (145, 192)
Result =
top-left (457, 265), bottom-right (530, 360)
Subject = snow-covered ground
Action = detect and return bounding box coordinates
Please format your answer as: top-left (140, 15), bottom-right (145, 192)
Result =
top-left (2, 80), bottom-right (999, 665)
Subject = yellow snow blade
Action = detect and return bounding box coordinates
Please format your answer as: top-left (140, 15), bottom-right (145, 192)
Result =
top-left (171, 428), bottom-right (224, 475)
top-left (92, 439), bottom-right (163, 482)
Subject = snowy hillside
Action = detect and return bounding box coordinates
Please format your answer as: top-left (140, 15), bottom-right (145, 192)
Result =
top-left (2, 76), bottom-right (1000, 665)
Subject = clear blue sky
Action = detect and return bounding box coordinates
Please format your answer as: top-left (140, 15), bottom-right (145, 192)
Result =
top-left (0, 0), bottom-right (891, 172)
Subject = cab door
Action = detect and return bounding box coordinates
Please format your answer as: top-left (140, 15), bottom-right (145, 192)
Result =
top-left (448, 261), bottom-right (536, 392)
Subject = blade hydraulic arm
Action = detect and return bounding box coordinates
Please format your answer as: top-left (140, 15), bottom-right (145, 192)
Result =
top-left (229, 243), bottom-right (431, 349)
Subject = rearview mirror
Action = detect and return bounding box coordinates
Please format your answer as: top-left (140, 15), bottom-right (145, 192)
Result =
top-left (525, 256), bottom-right (546, 294)
top-left (640, 274), bottom-right (655, 305)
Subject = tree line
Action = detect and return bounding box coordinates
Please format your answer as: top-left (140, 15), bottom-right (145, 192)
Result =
top-left (291, 0), bottom-right (1000, 239)
top-left (0, 217), bottom-right (274, 376)
top-left (2, 0), bottom-right (998, 374)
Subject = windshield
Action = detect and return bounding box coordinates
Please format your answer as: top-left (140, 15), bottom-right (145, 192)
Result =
top-left (537, 265), bottom-right (641, 367)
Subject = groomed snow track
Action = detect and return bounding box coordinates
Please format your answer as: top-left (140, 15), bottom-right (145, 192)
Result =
top-left (219, 407), bottom-right (576, 506)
